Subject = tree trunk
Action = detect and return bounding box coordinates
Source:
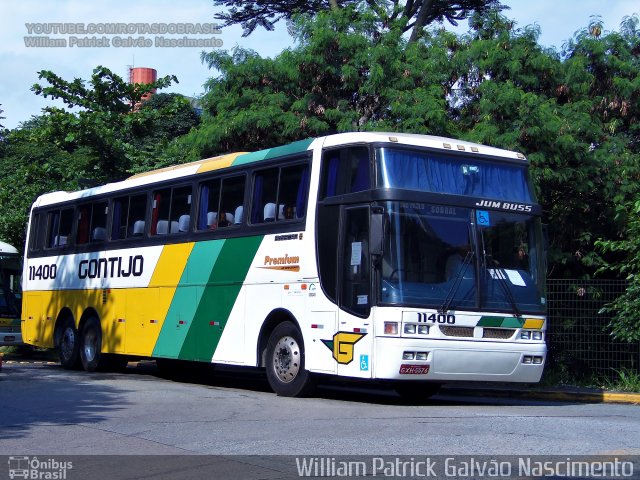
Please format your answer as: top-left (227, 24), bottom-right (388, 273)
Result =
top-left (408, 0), bottom-right (435, 43)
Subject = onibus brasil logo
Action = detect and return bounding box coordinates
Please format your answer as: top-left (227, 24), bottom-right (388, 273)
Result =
top-left (321, 332), bottom-right (366, 364)
top-left (8, 456), bottom-right (73, 479)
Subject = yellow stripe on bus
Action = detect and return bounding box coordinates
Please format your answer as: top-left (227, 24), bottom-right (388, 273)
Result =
top-left (149, 243), bottom-right (194, 287)
top-left (196, 152), bottom-right (245, 173)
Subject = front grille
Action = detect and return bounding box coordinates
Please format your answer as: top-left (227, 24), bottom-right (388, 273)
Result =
top-left (482, 328), bottom-right (516, 339)
top-left (440, 326), bottom-right (474, 337)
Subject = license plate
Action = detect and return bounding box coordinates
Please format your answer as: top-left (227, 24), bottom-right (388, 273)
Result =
top-left (399, 364), bottom-right (430, 375)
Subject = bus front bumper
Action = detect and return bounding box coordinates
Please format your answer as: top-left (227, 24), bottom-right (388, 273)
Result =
top-left (374, 337), bottom-right (546, 383)
top-left (0, 328), bottom-right (23, 346)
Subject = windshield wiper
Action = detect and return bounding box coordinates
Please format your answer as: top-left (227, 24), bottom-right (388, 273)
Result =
top-left (486, 255), bottom-right (521, 318)
top-left (439, 251), bottom-right (474, 314)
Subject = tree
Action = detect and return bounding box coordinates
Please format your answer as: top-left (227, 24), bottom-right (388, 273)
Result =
top-left (0, 118), bottom-right (94, 247)
top-left (451, 11), bottom-right (640, 277)
top-left (31, 66), bottom-right (178, 182)
top-left (213, 0), bottom-right (504, 42)
top-left (190, 8), bottom-right (456, 157)
top-left (596, 198), bottom-right (640, 342)
top-left (0, 68), bottom-right (195, 249)
top-left (127, 93), bottom-right (201, 173)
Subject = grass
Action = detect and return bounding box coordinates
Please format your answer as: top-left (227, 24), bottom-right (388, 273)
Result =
top-left (540, 363), bottom-right (640, 393)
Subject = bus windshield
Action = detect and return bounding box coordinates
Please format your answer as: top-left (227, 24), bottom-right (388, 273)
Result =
top-left (376, 147), bottom-right (534, 202)
top-left (379, 202), bottom-right (545, 315)
top-left (0, 253), bottom-right (22, 317)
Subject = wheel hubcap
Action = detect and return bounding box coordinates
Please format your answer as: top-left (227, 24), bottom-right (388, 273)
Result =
top-left (60, 327), bottom-right (75, 360)
top-left (84, 328), bottom-right (97, 362)
top-left (272, 335), bottom-right (300, 383)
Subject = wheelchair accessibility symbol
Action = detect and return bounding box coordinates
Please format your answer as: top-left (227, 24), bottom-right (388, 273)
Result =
top-left (476, 210), bottom-right (490, 226)
top-left (360, 355), bottom-right (369, 371)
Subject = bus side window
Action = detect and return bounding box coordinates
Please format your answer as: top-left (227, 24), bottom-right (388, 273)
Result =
top-left (219, 176), bottom-right (245, 229)
top-left (197, 178), bottom-right (221, 230)
top-left (251, 168), bottom-right (278, 224)
top-left (278, 164), bottom-right (309, 220)
top-left (151, 188), bottom-right (171, 236)
top-left (47, 208), bottom-right (74, 249)
top-left (250, 162), bottom-right (309, 224)
top-left (28, 213), bottom-right (42, 252)
top-left (76, 205), bottom-right (91, 245)
top-left (321, 147), bottom-right (370, 198)
top-left (90, 202), bottom-right (108, 243)
top-left (170, 186), bottom-right (192, 233)
top-left (128, 194), bottom-right (147, 238)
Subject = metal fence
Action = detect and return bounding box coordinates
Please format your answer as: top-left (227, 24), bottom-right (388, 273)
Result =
top-left (546, 279), bottom-right (640, 380)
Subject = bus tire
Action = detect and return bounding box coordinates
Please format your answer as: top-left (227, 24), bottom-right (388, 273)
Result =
top-left (79, 316), bottom-right (103, 372)
top-left (57, 317), bottom-right (81, 370)
top-left (394, 381), bottom-right (442, 401)
top-left (265, 321), bottom-right (315, 397)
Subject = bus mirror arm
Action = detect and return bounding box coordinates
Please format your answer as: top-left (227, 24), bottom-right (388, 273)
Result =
top-left (370, 208), bottom-right (385, 258)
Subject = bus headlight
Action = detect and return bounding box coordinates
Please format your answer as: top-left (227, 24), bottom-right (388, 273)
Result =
top-left (404, 324), bottom-right (416, 334)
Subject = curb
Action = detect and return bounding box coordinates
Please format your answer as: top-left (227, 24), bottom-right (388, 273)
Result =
top-left (442, 386), bottom-right (640, 405)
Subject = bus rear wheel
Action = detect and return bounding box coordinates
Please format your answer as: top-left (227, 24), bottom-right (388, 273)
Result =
top-left (80, 316), bottom-right (103, 372)
top-left (265, 321), bottom-right (315, 397)
top-left (57, 317), bottom-right (81, 369)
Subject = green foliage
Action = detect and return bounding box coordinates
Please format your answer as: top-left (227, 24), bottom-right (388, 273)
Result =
top-left (212, 0), bottom-right (504, 40)
top-left (0, 67), bottom-right (197, 249)
top-left (192, 8), bottom-right (456, 157)
top-left (31, 66), bottom-right (179, 182)
top-left (452, 11), bottom-right (640, 277)
top-left (596, 199), bottom-right (640, 342)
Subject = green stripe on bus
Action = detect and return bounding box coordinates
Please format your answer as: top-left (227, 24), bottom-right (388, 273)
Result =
top-left (178, 235), bottom-right (264, 361)
top-left (152, 240), bottom-right (225, 359)
top-left (477, 316), bottom-right (524, 328)
top-left (232, 139), bottom-right (314, 166)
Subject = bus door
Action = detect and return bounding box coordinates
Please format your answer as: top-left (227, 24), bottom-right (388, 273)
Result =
top-left (335, 205), bottom-right (374, 378)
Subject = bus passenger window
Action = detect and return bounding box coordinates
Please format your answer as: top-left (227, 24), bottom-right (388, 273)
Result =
top-left (251, 168), bottom-right (278, 224)
top-left (170, 186), bottom-right (192, 233)
top-left (197, 179), bottom-right (221, 230)
top-left (251, 163), bottom-right (309, 223)
top-left (76, 205), bottom-right (91, 245)
top-left (47, 208), bottom-right (74, 249)
top-left (151, 188), bottom-right (170, 235)
top-left (113, 194), bottom-right (147, 239)
top-left (90, 202), bottom-right (108, 243)
top-left (219, 176), bottom-right (245, 229)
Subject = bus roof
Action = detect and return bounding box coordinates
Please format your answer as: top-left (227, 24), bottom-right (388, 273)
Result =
top-left (0, 241), bottom-right (18, 254)
top-left (31, 132), bottom-right (526, 208)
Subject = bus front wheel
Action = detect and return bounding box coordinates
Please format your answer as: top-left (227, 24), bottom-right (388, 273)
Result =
top-left (265, 321), bottom-right (315, 397)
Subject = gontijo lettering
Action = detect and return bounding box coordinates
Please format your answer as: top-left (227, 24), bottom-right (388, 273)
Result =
top-left (78, 255), bottom-right (144, 279)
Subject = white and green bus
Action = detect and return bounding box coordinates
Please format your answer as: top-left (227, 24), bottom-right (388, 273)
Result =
top-left (21, 132), bottom-right (547, 397)
top-left (0, 241), bottom-right (23, 347)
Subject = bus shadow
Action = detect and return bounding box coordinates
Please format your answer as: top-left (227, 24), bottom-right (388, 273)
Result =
top-left (129, 361), bottom-right (571, 407)
top-left (0, 363), bottom-right (129, 442)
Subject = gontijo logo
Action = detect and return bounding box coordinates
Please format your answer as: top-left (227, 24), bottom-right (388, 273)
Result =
top-left (322, 332), bottom-right (366, 364)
